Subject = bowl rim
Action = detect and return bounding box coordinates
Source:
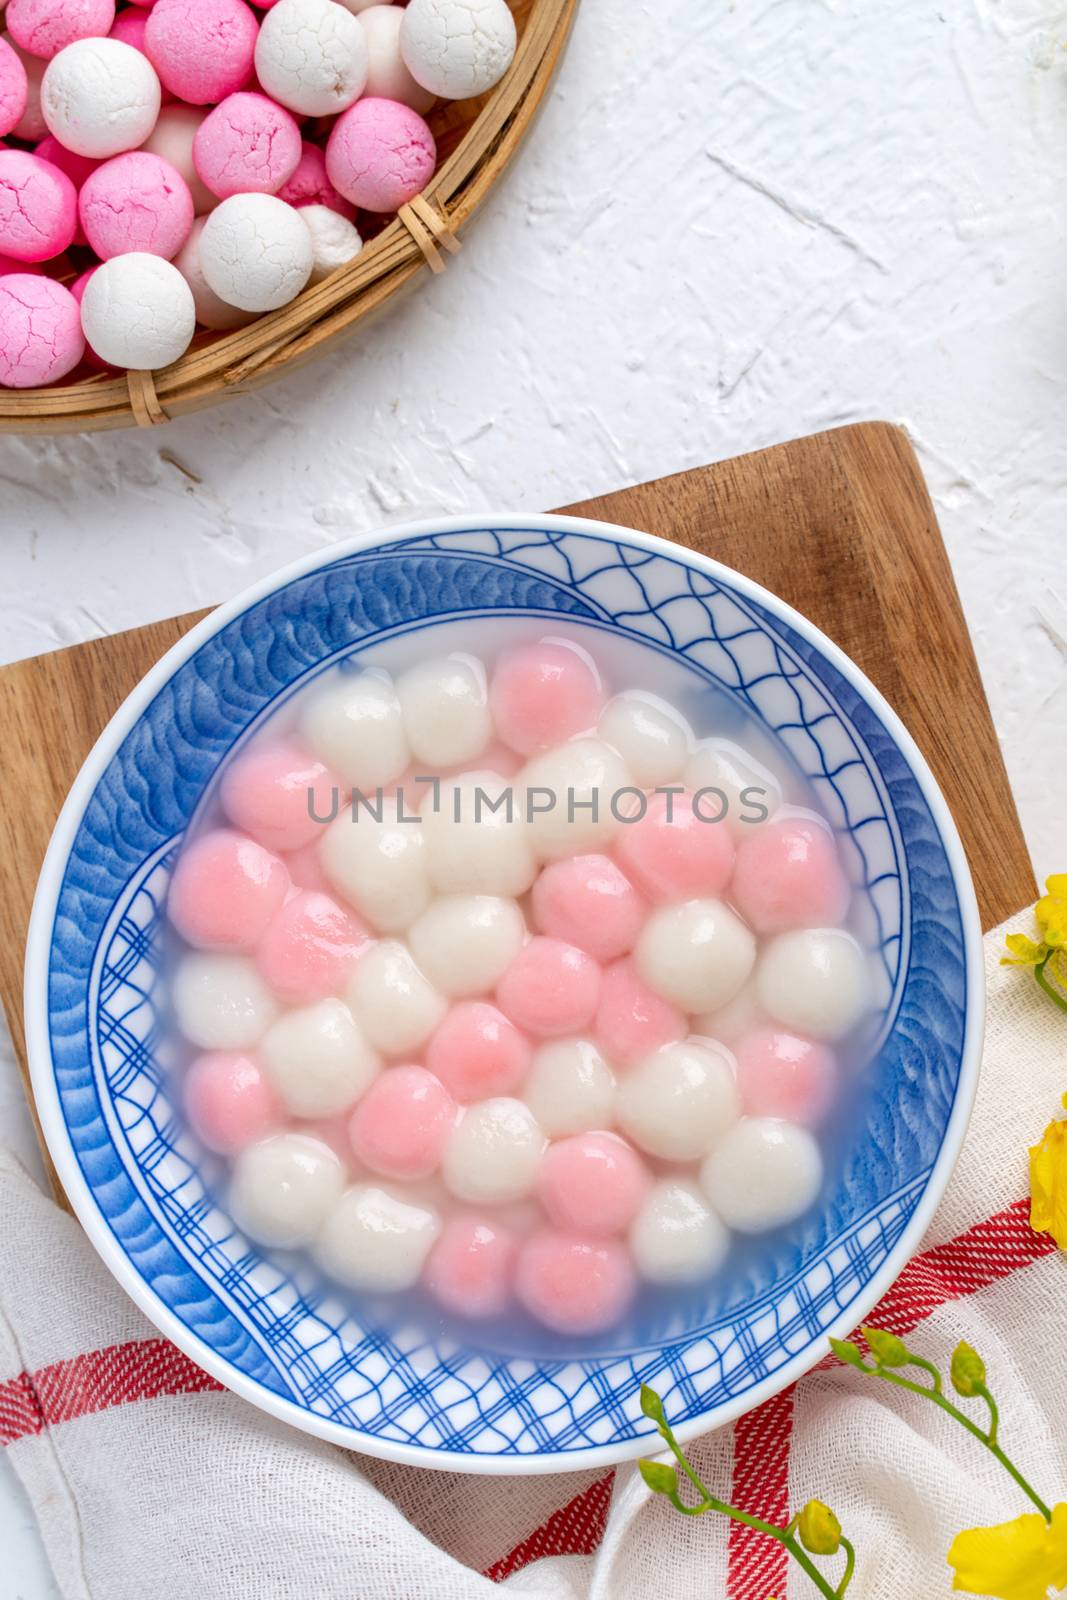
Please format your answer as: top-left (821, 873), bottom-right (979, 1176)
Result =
top-left (24, 511), bottom-right (985, 1476)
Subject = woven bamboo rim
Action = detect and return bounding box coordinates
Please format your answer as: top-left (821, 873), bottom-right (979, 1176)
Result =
top-left (0, 0), bottom-right (578, 435)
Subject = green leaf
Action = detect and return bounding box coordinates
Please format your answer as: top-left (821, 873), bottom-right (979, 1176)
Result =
top-left (640, 1385), bottom-right (666, 1425)
top-left (950, 1341), bottom-right (987, 1398)
top-left (829, 1337), bottom-right (869, 1370)
top-left (861, 1326), bottom-right (910, 1368)
top-left (638, 1459), bottom-right (678, 1496)
top-left (797, 1499), bottom-right (842, 1556)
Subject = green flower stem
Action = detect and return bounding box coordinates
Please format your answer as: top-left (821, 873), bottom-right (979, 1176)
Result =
top-left (656, 1423), bottom-right (848, 1598)
top-left (1034, 953), bottom-right (1067, 1014)
top-left (978, 1383), bottom-right (1000, 1449)
top-left (860, 1368), bottom-right (1050, 1521)
top-left (836, 1537), bottom-right (856, 1599)
top-left (906, 1355), bottom-right (942, 1394)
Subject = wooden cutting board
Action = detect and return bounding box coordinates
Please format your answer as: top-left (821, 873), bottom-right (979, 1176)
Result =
top-left (0, 421), bottom-right (1035, 1204)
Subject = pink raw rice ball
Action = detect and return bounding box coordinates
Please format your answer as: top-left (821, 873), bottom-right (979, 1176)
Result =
top-left (219, 737), bottom-right (338, 854)
top-left (531, 853), bottom-right (646, 962)
top-left (69, 265), bottom-right (109, 369)
top-left (425, 1215), bottom-right (516, 1319)
top-left (0, 252), bottom-right (41, 273)
top-left (34, 133), bottom-right (99, 244)
top-left (734, 1028), bottom-right (837, 1127)
top-left (325, 95), bottom-right (434, 213)
top-left (615, 789), bottom-right (735, 903)
top-left (515, 1229), bottom-right (635, 1336)
top-left (184, 1049), bottom-right (279, 1153)
top-left (496, 937), bottom-right (602, 1039)
top-left (255, 889), bottom-right (370, 1005)
top-left (144, 0), bottom-right (258, 104)
top-left (0, 272), bottom-right (83, 385)
top-left (730, 815), bottom-right (850, 934)
top-left (537, 1132), bottom-right (650, 1236)
top-left (168, 827), bottom-right (289, 952)
top-left (7, 0), bottom-right (116, 59)
top-left (7, 37), bottom-right (47, 141)
top-left (347, 1063), bottom-right (455, 1181)
top-left (489, 640), bottom-right (603, 756)
top-left (594, 957), bottom-right (687, 1066)
top-left (276, 138), bottom-right (354, 219)
top-left (109, 8), bottom-right (150, 46)
top-left (0, 36), bottom-right (28, 136)
top-left (193, 90), bottom-right (300, 199)
top-left (78, 150), bottom-right (193, 259)
top-left (425, 1000), bottom-right (532, 1102)
top-left (0, 148), bottom-right (76, 260)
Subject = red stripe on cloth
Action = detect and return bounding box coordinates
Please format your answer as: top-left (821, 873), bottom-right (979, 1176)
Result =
top-left (484, 1473), bottom-right (614, 1582)
top-left (0, 1337), bottom-right (222, 1446)
top-left (726, 1385), bottom-right (795, 1600)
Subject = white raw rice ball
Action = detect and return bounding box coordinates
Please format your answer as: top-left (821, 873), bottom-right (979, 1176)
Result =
top-left (684, 738), bottom-right (783, 836)
top-left (757, 928), bottom-right (869, 1039)
top-left (520, 738), bottom-right (633, 860)
top-left (442, 1097), bottom-right (544, 1204)
top-left (616, 1038), bottom-right (740, 1161)
top-left (634, 899), bottom-right (756, 1015)
top-left (523, 1038), bottom-right (615, 1138)
top-left (597, 692), bottom-right (691, 787)
top-left (80, 254), bottom-right (195, 370)
top-left (172, 952), bottom-right (277, 1050)
top-left (260, 997), bottom-right (379, 1117)
top-left (255, 0), bottom-right (368, 117)
top-left (320, 794), bottom-right (430, 932)
top-left (345, 939), bottom-right (447, 1055)
top-left (42, 38), bottom-right (160, 157)
top-left (630, 1179), bottom-right (730, 1285)
top-left (701, 1118), bottom-right (823, 1233)
top-left (400, 0), bottom-right (516, 100)
top-left (141, 105), bottom-right (217, 213)
top-left (302, 203), bottom-right (362, 285)
top-left (407, 894), bottom-right (525, 998)
top-left (230, 1133), bottom-right (345, 1248)
top-left (173, 217), bottom-right (256, 332)
top-left (300, 669), bottom-right (409, 790)
top-left (198, 193), bottom-right (313, 314)
top-left (357, 3), bottom-right (434, 112)
top-left (396, 654), bottom-right (491, 768)
top-left (421, 771), bottom-right (536, 897)
top-left (316, 1183), bottom-right (441, 1291)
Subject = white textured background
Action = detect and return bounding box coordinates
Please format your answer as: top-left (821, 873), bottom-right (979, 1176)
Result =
top-left (2, 0), bottom-right (1065, 1590)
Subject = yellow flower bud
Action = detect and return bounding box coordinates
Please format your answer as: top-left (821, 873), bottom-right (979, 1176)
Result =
top-left (950, 1340), bottom-right (986, 1398)
top-left (797, 1499), bottom-right (841, 1556)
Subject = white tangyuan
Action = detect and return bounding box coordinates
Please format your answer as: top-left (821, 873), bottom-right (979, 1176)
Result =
top-left (634, 899), bottom-right (756, 1015)
top-left (693, 981), bottom-right (768, 1047)
top-left (302, 203), bottom-right (362, 285)
top-left (757, 928), bottom-right (869, 1039)
top-left (442, 1097), bottom-right (544, 1204)
top-left (197, 194), bottom-right (313, 314)
top-left (172, 952), bottom-right (277, 1050)
top-left (255, 0), bottom-right (368, 117)
top-left (616, 1039), bottom-right (740, 1161)
top-left (701, 1118), bottom-right (823, 1233)
top-left (260, 997), bottom-right (378, 1117)
top-left (230, 1133), bottom-right (344, 1248)
top-left (79, 254), bottom-right (195, 370)
top-left (42, 38), bottom-right (161, 158)
top-left (396, 654), bottom-right (492, 768)
top-left (345, 939), bottom-right (446, 1055)
top-left (597, 692), bottom-right (691, 787)
top-left (520, 738), bottom-right (634, 860)
top-left (316, 1183), bottom-right (441, 1291)
top-left (400, 0), bottom-right (516, 100)
top-left (320, 795), bottom-right (429, 932)
top-left (629, 1179), bottom-right (730, 1285)
top-left (523, 1038), bottom-right (615, 1137)
top-left (300, 670), bottom-right (409, 790)
top-left (684, 739), bottom-right (783, 837)
top-left (420, 771), bottom-right (536, 897)
top-left (407, 894), bottom-right (525, 998)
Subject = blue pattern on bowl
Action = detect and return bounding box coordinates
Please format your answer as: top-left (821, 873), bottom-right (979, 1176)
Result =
top-left (34, 521), bottom-right (974, 1465)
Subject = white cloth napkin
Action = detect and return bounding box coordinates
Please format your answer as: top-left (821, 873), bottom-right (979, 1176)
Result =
top-left (2, 913), bottom-right (1065, 1600)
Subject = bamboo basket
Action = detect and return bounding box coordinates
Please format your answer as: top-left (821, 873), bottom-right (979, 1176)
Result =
top-left (0, 0), bottom-right (578, 435)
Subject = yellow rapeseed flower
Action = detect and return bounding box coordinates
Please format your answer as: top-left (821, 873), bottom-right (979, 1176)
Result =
top-left (948, 1504), bottom-right (1067, 1600)
top-left (1030, 1093), bottom-right (1067, 1249)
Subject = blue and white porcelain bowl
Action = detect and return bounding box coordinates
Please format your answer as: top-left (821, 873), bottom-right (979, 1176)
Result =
top-left (25, 515), bottom-right (983, 1474)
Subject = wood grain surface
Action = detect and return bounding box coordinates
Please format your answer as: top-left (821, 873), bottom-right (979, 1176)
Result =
top-left (0, 421), bottom-right (1034, 1202)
